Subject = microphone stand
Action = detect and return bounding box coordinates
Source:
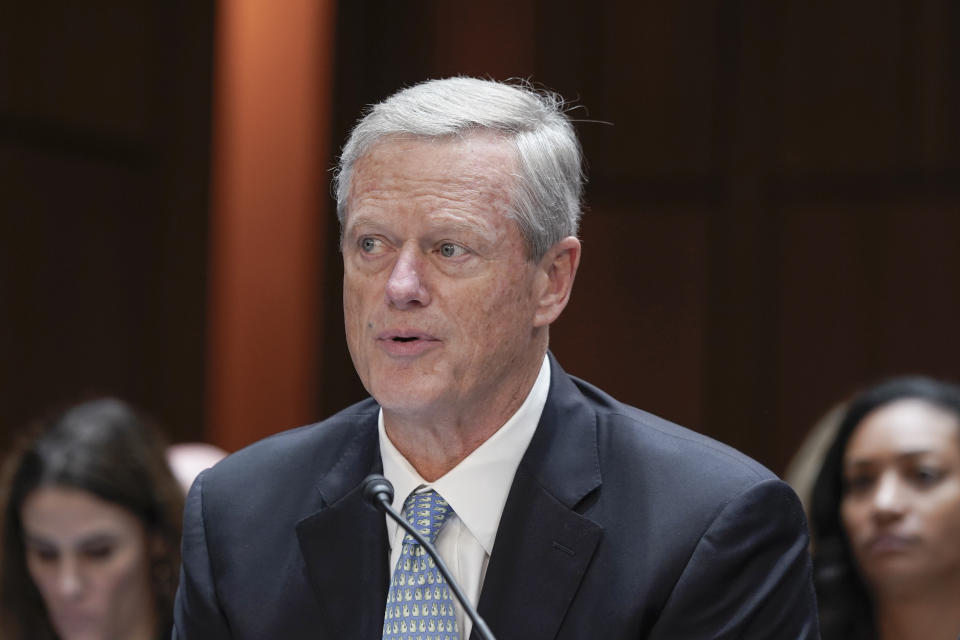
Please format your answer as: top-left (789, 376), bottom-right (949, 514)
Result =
top-left (362, 474), bottom-right (497, 640)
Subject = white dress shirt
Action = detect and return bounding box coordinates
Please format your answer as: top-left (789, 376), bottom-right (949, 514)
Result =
top-left (379, 355), bottom-right (550, 638)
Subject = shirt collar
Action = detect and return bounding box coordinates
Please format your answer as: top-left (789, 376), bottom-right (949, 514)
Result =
top-left (379, 354), bottom-right (550, 555)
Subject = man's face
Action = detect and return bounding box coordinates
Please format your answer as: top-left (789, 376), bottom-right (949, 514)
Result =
top-left (342, 133), bottom-right (545, 422)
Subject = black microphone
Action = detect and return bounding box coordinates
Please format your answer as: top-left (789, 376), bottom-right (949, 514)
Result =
top-left (361, 473), bottom-right (497, 640)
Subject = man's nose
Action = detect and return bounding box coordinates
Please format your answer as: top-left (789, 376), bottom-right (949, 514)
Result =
top-left (871, 472), bottom-right (907, 523)
top-left (385, 244), bottom-right (430, 309)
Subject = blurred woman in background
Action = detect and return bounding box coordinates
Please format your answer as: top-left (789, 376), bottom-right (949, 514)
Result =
top-left (0, 397), bottom-right (184, 640)
top-left (811, 376), bottom-right (960, 640)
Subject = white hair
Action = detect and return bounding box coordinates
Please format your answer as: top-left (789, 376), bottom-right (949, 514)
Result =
top-left (333, 77), bottom-right (584, 260)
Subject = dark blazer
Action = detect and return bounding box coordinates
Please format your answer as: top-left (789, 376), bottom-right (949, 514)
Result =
top-left (174, 355), bottom-right (819, 639)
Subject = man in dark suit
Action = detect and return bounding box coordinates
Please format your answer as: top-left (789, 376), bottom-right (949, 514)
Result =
top-left (174, 77), bottom-right (819, 639)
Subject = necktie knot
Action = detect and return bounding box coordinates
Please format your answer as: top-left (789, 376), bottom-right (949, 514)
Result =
top-left (402, 489), bottom-right (451, 546)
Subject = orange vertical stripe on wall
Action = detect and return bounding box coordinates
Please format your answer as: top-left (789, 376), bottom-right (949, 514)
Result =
top-left (206, 0), bottom-right (336, 452)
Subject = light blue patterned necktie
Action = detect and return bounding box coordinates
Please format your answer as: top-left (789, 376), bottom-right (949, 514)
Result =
top-left (382, 489), bottom-right (461, 640)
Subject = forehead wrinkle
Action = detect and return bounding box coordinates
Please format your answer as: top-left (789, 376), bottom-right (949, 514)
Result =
top-left (347, 182), bottom-right (511, 235)
top-left (425, 207), bottom-right (503, 236)
top-left (348, 135), bottom-right (517, 209)
top-left (342, 212), bottom-right (386, 236)
top-left (344, 203), bottom-right (500, 236)
top-left (352, 174), bottom-right (511, 210)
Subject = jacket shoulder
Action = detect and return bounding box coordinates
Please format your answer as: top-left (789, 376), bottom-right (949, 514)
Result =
top-left (570, 374), bottom-right (778, 493)
top-left (197, 397), bottom-right (380, 506)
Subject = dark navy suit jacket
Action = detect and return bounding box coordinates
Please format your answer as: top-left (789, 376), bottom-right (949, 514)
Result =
top-left (173, 355), bottom-right (819, 638)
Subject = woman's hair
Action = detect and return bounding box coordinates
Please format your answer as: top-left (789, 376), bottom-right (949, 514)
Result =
top-left (333, 76), bottom-right (585, 262)
top-left (0, 398), bottom-right (185, 639)
top-left (810, 376), bottom-right (960, 640)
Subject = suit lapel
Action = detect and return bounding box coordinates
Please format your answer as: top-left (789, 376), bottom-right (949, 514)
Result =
top-left (475, 354), bottom-right (603, 640)
top-left (293, 356), bottom-right (602, 639)
top-left (295, 418), bottom-right (390, 639)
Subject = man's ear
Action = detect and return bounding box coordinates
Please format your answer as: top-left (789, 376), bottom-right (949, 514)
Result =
top-left (533, 236), bottom-right (581, 328)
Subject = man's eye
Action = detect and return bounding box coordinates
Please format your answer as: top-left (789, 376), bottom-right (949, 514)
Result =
top-left (360, 237), bottom-right (381, 253)
top-left (438, 243), bottom-right (466, 258)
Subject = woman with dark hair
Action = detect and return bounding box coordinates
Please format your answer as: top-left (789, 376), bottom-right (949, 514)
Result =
top-left (810, 376), bottom-right (960, 640)
top-left (0, 398), bottom-right (184, 640)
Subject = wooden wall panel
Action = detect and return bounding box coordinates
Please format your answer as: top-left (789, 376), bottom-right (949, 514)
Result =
top-left (595, 3), bottom-right (719, 175)
top-left (775, 203), bottom-right (960, 471)
top-left (204, 0), bottom-right (336, 452)
top-left (0, 1), bottom-right (214, 448)
top-left (0, 4), bottom-right (151, 138)
top-left (432, 2), bottom-right (536, 77)
top-left (5, 1), bottom-right (958, 474)
top-left (552, 205), bottom-right (709, 431)
top-left (2, 147), bottom-right (155, 417)
top-left (779, 2), bottom-right (905, 171)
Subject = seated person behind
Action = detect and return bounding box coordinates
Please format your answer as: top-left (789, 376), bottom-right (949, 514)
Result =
top-left (0, 397), bottom-right (184, 640)
top-left (811, 376), bottom-right (960, 640)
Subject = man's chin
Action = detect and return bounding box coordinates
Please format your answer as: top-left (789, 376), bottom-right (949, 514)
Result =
top-left (372, 385), bottom-right (448, 416)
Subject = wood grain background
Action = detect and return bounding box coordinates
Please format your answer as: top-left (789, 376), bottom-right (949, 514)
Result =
top-left (3, 1), bottom-right (958, 475)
